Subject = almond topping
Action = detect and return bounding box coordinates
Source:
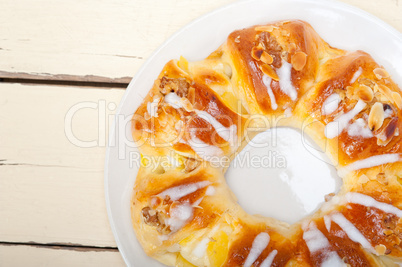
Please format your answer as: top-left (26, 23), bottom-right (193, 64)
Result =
top-left (368, 102), bottom-right (384, 131)
top-left (180, 97), bottom-right (194, 112)
top-left (358, 174), bottom-right (370, 184)
top-left (376, 173), bottom-right (388, 185)
top-left (234, 35), bottom-right (241, 43)
top-left (291, 51), bottom-right (307, 71)
top-left (376, 117), bottom-right (398, 146)
top-left (260, 51), bottom-right (274, 64)
top-left (392, 92), bottom-right (402, 109)
top-left (376, 84), bottom-right (393, 101)
top-left (254, 25), bottom-right (275, 32)
top-left (324, 193), bottom-right (335, 202)
top-left (375, 244), bottom-right (387, 255)
top-left (373, 68), bottom-right (390, 79)
top-left (358, 78), bottom-right (375, 88)
top-left (187, 86), bottom-right (196, 104)
top-left (184, 158), bottom-right (200, 172)
top-left (251, 45), bottom-right (264, 61)
top-left (260, 64), bottom-right (279, 81)
top-left (356, 84), bottom-right (374, 102)
top-left (383, 229), bottom-right (394, 236)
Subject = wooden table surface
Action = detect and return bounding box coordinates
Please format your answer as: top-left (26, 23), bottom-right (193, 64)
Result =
top-left (1, 0), bottom-right (401, 266)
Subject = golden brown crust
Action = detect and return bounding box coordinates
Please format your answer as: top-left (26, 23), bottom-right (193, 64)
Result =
top-left (131, 20), bottom-right (402, 266)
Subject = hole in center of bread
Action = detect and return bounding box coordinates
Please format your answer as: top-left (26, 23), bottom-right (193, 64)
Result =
top-left (225, 127), bottom-right (341, 224)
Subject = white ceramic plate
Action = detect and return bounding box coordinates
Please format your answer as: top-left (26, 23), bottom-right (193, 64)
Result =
top-left (105, 0), bottom-right (402, 266)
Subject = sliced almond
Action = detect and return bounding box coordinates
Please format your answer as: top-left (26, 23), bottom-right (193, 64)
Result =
top-left (260, 64), bottom-right (279, 81)
top-left (356, 84), bottom-right (374, 102)
top-left (375, 84), bottom-right (393, 101)
top-left (260, 51), bottom-right (273, 64)
top-left (291, 51), bottom-right (307, 71)
top-left (324, 193), bottom-right (335, 202)
top-left (392, 92), bottom-right (402, 109)
top-left (368, 102), bottom-right (384, 131)
top-left (375, 244), bottom-right (387, 255)
top-left (234, 35), bottom-right (241, 43)
top-left (358, 78), bottom-right (376, 89)
top-left (376, 117), bottom-right (398, 146)
top-left (373, 68), bottom-right (390, 79)
top-left (184, 157), bottom-right (201, 172)
top-left (180, 97), bottom-right (194, 112)
top-left (383, 229), bottom-right (394, 236)
top-left (251, 45), bottom-right (264, 61)
top-left (187, 86), bottom-right (196, 104)
top-left (358, 174), bottom-right (370, 184)
top-left (346, 86), bottom-right (355, 99)
top-left (376, 173), bottom-right (388, 185)
top-left (254, 25), bottom-right (275, 32)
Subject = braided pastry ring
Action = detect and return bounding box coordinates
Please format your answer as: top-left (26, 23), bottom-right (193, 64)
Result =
top-left (131, 20), bottom-right (402, 266)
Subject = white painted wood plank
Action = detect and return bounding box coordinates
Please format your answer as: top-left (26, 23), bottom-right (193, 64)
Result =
top-left (0, 83), bottom-right (124, 246)
top-left (0, 245), bottom-right (124, 267)
top-left (0, 0), bottom-right (235, 81)
top-left (0, 0), bottom-right (400, 82)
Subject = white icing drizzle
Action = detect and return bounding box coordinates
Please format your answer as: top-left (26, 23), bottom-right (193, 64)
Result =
top-left (320, 252), bottom-right (345, 267)
top-left (166, 203), bottom-right (194, 232)
top-left (322, 93), bottom-right (341, 116)
top-left (345, 192), bottom-right (402, 217)
top-left (347, 118), bottom-right (373, 138)
top-left (262, 74), bottom-right (278, 110)
top-left (191, 226), bottom-right (220, 258)
top-left (277, 60), bottom-right (298, 101)
top-left (164, 92), bottom-right (183, 108)
top-left (302, 222), bottom-right (330, 253)
top-left (330, 213), bottom-right (375, 254)
top-left (325, 100), bottom-right (366, 139)
top-left (350, 67), bottom-right (363, 84)
top-left (260, 249), bottom-right (278, 267)
top-left (188, 136), bottom-right (223, 160)
top-left (244, 232), bottom-right (270, 267)
top-left (324, 215), bottom-right (332, 232)
top-left (384, 108), bottom-right (393, 118)
top-left (205, 186), bottom-right (216, 196)
top-left (338, 153), bottom-right (401, 176)
top-left (195, 110), bottom-right (237, 145)
top-left (147, 97), bottom-right (160, 117)
top-left (158, 181), bottom-right (211, 201)
top-left (284, 107), bottom-right (292, 117)
top-left (192, 237), bottom-right (211, 258)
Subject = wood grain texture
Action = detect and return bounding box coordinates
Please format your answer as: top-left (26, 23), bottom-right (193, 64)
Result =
top-left (0, 0), bottom-right (235, 82)
top-left (0, 83), bottom-right (124, 246)
top-left (0, 244), bottom-right (124, 266)
top-left (0, 0), bottom-right (400, 83)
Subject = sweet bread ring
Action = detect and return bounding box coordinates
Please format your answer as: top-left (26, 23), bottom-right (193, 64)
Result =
top-left (131, 20), bottom-right (402, 266)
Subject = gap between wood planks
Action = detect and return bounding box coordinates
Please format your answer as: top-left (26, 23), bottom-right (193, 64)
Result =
top-left (0, 71), bottom-right (130, 89)
top-left (0, 241), bottom-right (118, 252)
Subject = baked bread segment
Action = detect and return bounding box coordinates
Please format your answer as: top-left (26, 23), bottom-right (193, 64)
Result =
top-left (222, 20), bottom-right (338, 115)
top-left (131, 20), bottom-right (402, 266)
